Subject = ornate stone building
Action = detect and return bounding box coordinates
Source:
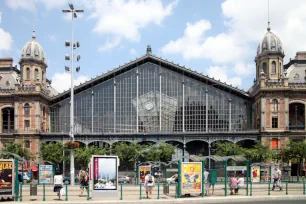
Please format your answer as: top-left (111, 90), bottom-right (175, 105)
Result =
top-left (0, 25), bottom-right (305, 168)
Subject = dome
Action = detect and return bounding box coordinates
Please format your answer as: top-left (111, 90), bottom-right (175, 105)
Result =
top-left (257, 26), bottom-right (283, 56)
top-left (21, 31), bottom-right (46, 63)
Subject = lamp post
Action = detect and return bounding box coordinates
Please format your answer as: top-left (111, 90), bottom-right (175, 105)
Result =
top-left (62, 3), bottom-right (83, 186)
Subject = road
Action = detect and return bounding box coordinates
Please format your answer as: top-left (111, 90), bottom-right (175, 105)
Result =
top-left (237, 201), bottom-right (306, 204)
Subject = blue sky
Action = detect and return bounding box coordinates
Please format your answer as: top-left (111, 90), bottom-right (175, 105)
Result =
top-left (1, 0), bottom-right (306, 93)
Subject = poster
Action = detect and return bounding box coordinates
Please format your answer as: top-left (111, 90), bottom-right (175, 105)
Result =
top-left (0, 159), bottom-right (14, 196)
top-left (39, 165), bottom-right (53, 184)
top-left (181, 162), bottom-right (202, 194)
top-left (251, 166), bottom-right (260, 183)
top-left (93, 157), bottom-right (117, 190)
top-left (139, 166), bottom-right (151, 183)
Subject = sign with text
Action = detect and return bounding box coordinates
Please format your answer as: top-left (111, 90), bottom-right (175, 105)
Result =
top-left (39, 165), bottom-right (53, 184)
top-left (0, 159), bottom-right (14, 196)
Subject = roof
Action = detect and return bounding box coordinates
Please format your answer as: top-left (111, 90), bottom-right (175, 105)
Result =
top-left (189, 155), bottom-right (247, 162)
top-left (50, 52), bottom-right (250, 104)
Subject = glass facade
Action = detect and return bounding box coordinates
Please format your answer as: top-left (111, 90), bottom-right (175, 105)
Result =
top-left (50, 62), bottom-right (250, 133)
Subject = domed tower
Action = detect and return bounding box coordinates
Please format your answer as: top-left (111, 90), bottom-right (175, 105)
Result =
top-left (19, 31), bottom-right (47, 86)
top-left (255, 23), bottom-right (284, 82)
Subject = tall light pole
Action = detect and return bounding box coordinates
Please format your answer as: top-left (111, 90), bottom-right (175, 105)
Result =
top-left (62, 3), bottom-right (83, 186)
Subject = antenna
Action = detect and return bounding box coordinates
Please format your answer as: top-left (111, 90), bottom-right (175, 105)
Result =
top-left (32, 0), bottom-right (37, 39)
top-left (267, 0), bottom-right (271, 32)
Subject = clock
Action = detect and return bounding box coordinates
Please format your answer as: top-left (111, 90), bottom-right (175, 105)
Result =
top-left (145, 102), bottom-right (154, 111)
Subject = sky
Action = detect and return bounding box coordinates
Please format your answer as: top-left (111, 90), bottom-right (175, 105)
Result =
top-left (1, 0), bottom-right (306, 93)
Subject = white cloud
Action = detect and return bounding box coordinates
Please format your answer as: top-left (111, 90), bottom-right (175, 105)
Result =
top-left (130, 48), bottom-right (137, 55)
top-left (5, 0), bottom-right (69, 11)
top-left (0, 29), bottom-right (13, 52)
top-left (207, 66), bottom-right (241, 87)
top-left (51, 72), bottom-right (90, 93)
top-left (87, 0), bottom-right (178, 51)
top-left (98, 37), bottom-right (121, 52)
top-left (48, 34), bottom-right (56, 42)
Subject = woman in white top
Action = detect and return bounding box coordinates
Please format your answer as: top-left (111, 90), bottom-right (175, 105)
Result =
top-left (53, 171), bottom-right (63, 199)
top-left (236, 173), bottom-right (245, 194)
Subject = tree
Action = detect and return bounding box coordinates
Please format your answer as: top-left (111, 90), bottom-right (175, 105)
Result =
top-left (279, 140), bottom-right (306, 175)
top-left (146, 143), bottom-right (175, 162)
top-left (1, 142), bottom-right (34, 160)
top-left (75, 146), bottom-right (106, 169)
top-left (113, 142), bottom-right (145, 170)
top-left (212, 141), bottom-right (244, 156)
top-left (40, 142), bottom-right (67, 166)
top-left (243, 143), bottom-right (272, 162)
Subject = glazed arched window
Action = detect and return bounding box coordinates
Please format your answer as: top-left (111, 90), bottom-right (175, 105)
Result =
top-left (272, 99), bottom-right (278, 112)
top-left (272, 61), bottom-right (276, 74)
top-left (24, 103), bottom-right (30, 117)
top-left (34, 69), bottom-right (39, 81)
top-left (26, 68), bottom-right (30, 80)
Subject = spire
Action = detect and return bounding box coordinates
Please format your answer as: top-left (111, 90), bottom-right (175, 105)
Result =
top-left (32, 30), bottom-right (36, 39)
top-left (267, 0), bottom-right (271, 32)
top-left (267, 22), bottom-right (271, 32)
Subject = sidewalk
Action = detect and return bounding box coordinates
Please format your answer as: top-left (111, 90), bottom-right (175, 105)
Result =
top-left (6, 195), bottom-right (306, 204)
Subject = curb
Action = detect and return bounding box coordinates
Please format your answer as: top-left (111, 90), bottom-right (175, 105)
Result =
top-left (7, 195), bottom-right (306, 204)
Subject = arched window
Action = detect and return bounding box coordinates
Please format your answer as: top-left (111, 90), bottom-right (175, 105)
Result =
top-left (263, 63), bottom-right (267, 74)
top-left (34, 69), bottom-right (39, 81)
top-left (26, 68), bottom-right (30, 80)
top-left (272, 61), bottom-right (276, 74)
top-left (272, 99), bottom-right (278, 112)
top-left (24, 103), bottom-right (30, 117)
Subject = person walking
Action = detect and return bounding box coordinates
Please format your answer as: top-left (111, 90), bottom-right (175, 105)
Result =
top-left (79, 169), bottom-right (86, 195)
top-left (272, 166), bottom-right (282, 191)
top-left (53, 171), bottom-right (64, 200)
top-left (144, 173), bottom-right (155, 199)
top-left (80, 171), bottom-right (89, 196)
top-left (204, 169), bottom-right (210, 196)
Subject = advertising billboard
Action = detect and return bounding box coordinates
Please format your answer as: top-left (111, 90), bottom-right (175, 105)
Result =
top-left (181, 162), bottom-right (202, 195)
top-left (251, 166), bottom-right (260, 183)
top-left (0, 159), bottom-right (14, 196)
top-left (93, 156), bottom-right (117, 190)
top-left (139, 166), bottom-right (151, 183)
top-left (39, 165), bottom-right (53, 184)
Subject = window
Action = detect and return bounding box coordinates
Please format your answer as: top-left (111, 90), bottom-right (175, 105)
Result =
top-left (263, 63), bottom-right (267, 74)
top-left (272, 61), bottom-right (276, 74)
top-left (24, 120), bottom-right (30, 131)
top-left (272, 117), bottom-right (278, 128)
top-left (43, 106), bottom-right (46, 118)
top-left (272, 99), bottom-right (278, 112)
top-left (34, 69), bottom-right (39, 81)
top-left (25, 140), bottom-right (30, 148)
top-left (24, 103), bottom-right (30, 117)
top-left (272, 138), bottom-right (278, 149)
top-left (26, 68), bottom-right (30, 80)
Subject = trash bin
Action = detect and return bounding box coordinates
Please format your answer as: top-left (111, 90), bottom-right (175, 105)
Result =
top-left (30, 184), bottom-right (37, 196)
top-left (163, 183), bottom-right (169, 194)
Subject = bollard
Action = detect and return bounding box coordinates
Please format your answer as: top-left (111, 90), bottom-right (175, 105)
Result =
top-left (19, 183), bottom-right (23, 202)
top-left (157, 182), bottom-right (160, 199)
top-left (43, 183), bottom-right (46, 201)
top-left (250, 181), bottom-right (252, 196)
top-left (120, 183), bottom-right (123, 200)
top-left (87, 184), bottom-right (90, 201)
top-left (286, 181), bottom-right (288, 195)
top-left (139, 183), bottom-right (142, 200)
top-left (268, 182), bottom-right (271, 196)
top-left (65, 184), bottom-right (68, 201)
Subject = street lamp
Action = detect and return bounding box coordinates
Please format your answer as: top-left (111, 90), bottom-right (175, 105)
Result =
top-left (62, 3), bottom-right (83, 186)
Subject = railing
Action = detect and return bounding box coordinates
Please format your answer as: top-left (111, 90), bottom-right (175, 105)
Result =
top-left (265, 81), bottom-right (284, 87)
top-left (289, 125), bottom-right (305, 130)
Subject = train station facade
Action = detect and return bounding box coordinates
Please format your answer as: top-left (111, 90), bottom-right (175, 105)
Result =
top-left (0, 25), bottom-right (306, 164)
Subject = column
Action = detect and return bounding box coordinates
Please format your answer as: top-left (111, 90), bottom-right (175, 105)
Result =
top-left (261, 97), bottom-right (266, 130)
top-left (136, 68), bottom-right (139, 133)
top-left (91, 89), bottom-right (94, 133)
top-left (14, 102), bottom-right (18, 131)
top-left (229, 98), bottom-right (232, 131)
top-left (182, 81), bottom-right (185, 132)
top-left (159, 71), bottom-right (162, 132)
top-left (37, 102), bottom-right (40, 131)
top-left (284, 98), bottom-right (289, 130)
top-left (114, 78), bottom-right (116, 133)
top-left (206, 89), bottom-right (208, 132)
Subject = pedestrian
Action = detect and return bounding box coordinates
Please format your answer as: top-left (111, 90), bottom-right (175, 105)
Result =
top-left (53, 171), bottom-right (64, 200)
top-left (79, 169), bottom-right (86, 194)
top-left (144, 172), bottom-right (155, 199)
top-left (80, 172), bottom-right (89, 196)
top-left (236, 173), bottom-right (245, 194)
top-left (204, 169), bottom-right (210, 196)
top-left (272, 166), bottom-right (282, 191)
top-left (229, 173), bottom-right (238, 195)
